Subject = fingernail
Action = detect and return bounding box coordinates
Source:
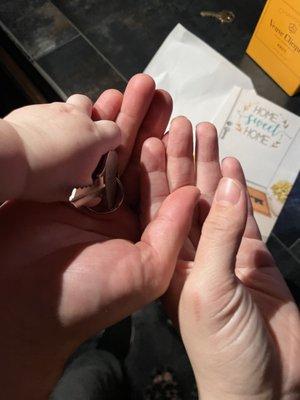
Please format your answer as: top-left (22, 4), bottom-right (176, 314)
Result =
top-left (216, 178), bottom-right (241, 205)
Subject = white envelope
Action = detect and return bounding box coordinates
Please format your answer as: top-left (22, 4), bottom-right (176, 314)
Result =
top-left (144, 23), bottom-right (254, 126)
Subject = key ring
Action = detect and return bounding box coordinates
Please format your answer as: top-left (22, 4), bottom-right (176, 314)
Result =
top-left (69, 150), bottom-right (124, 214)
top-left (85, 177), bottom-right (124, 214)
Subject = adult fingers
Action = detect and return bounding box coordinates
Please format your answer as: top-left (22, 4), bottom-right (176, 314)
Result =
top-left (196, 123), bottom-right (222, 225)
top-left (221, 157), bottom-right (261, 240)
top-left (165, 116), bottom-right (200, 249)
top-left (92, 89), bottom-right (123, 121)
top-left (140, 137), bottom-right (170, 229)
top-left (140, 136), bottom-right (196, 322)
top-left (123, 89), bottom-right (172, 207)
top-left (129, 90), bottom-right (172, 163)
top-left (196, 122), bottom-right (221, 194)
top-left (66, 94), bottom-right (93, 116)
top-left (166, 116), bottom-right (194, 192)
top-left (137, 185), bottom-right (200, 298)
top-left (116, 74), bottom-right (156, 174)
top-left (162, 121), bottom-right (198, 316)
top-left (162, 132), bottom-right (169, 147)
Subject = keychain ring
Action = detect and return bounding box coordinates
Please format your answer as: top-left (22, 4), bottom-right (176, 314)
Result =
top-left (69, 150), bottom-right (122, 214)
top-left (85, 177), bottom-right (124, 215)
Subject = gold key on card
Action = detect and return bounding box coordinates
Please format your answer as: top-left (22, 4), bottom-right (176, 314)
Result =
top-left (200, 10), bottom-right (235, 23)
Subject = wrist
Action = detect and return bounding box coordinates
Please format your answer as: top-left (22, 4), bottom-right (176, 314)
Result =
top-left (0, 119), bottom-right (29, 200)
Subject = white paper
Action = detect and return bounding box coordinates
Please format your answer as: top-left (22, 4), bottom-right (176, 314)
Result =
top-left (144, 24), bottom-right (254, 125)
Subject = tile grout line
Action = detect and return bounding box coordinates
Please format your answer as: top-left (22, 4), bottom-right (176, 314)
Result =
top-left (0, 19), bottom-right (78, 62)
top-left (0, 20), bottom-right (69, 101)
top-left (289, 238), bottom-right (300, 263)
top-left (34, 32), bottom-right (81, 61)
top-left (49, 1), bottom-right (128, 84)
top-left (32, 60), bottom-right (68, 101)
top-left (270, 233), bottom-right (300, 264)
top-left (66, 23), bottom-right (128, 83)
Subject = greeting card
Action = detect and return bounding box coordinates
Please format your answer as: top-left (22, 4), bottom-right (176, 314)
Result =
top-left (214, 87), bottom-right (300, 240)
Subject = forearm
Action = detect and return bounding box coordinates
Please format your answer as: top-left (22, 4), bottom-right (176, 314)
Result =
top-left (0, 118), bottom-right (28, 201)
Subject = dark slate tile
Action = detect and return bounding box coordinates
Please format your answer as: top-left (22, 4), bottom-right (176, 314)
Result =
top-left (52, 0), bottom-right (300, 115)
top-left (285, 279), bottom-right (300, 307)
top-left (267, 234), bottom-right (300, 289)
top-left (36, 35), bottom-right (125, 101)
top-left (51, 0), bottom-right (266, 79)
top-left (184, 0), bottom-right (267, 65)
top-left (0, 0), bottom-right (78, 59)
top-left (49, 0), bottom-right (300, 114)
top-left (52, 0), bottom-right (185, 78)
top-left (51, 0), bottom-right (300, 111)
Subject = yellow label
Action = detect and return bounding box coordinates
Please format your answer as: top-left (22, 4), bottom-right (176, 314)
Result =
top-left (247, 0), bottom-right (300, 95)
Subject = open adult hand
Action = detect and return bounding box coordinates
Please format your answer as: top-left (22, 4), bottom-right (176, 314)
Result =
top-left (0, 75), bottom-right (199, 399)
top-left (140, 118), bottom-right (300, 400)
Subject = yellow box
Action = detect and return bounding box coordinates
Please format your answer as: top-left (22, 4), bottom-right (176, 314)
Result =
top-left (246, 0), bottom-right (300, 96)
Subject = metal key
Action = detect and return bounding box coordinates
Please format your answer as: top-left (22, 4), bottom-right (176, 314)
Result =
top-left (200, 10), bottom-right (235, 23)
top-left (69, 150), bottom-right (124, 213)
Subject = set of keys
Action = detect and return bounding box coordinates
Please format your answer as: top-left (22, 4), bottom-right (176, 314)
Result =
top-left (69, 150), bottom-right (124, 214)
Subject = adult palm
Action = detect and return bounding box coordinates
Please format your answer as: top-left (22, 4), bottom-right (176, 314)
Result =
top-left (140, 117), bottom-right (300, 399)
top-left (0, 75), bottom-right (198, 400)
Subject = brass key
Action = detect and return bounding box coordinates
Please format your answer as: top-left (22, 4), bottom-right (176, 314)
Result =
top-left (200, 10), bottom-right (235, 23)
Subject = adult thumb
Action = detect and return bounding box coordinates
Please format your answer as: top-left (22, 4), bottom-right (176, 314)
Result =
top-left (195, 177), bottom-right (247, 283)
top-left (179, 178), bottom-right (247, 360)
